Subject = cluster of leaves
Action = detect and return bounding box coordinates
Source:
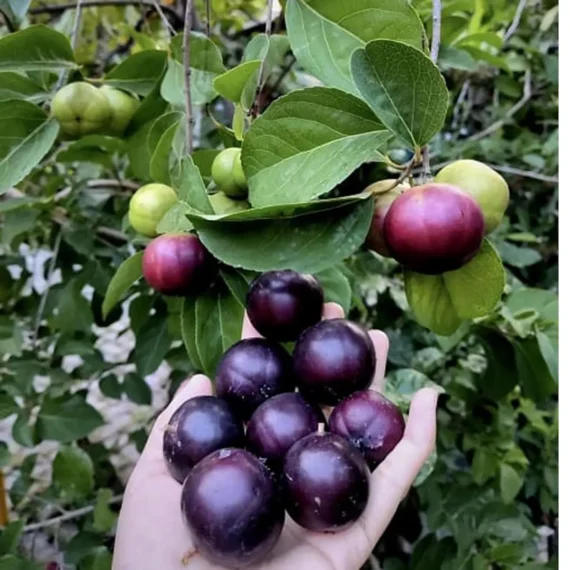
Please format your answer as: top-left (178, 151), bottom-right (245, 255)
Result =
top-left (0, 0), bottom-right (558, 569)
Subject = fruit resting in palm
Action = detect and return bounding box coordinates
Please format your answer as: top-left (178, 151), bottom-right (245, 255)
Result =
top-left (99, 85), bottom-right (140, 136)
top-left (128, 183), bottom-right (178, 237)
top-left (51, 82), bottom-right (111, 137)
top-left (435, 160), bottom-right (509, 234)
top-left (383, 183), bottom-right (485, 275)
top-left (212, 147), bottom-right (248, 198)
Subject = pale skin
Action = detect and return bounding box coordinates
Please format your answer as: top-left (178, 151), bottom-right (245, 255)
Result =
top-left (113, 303), bottom-right (439, 570)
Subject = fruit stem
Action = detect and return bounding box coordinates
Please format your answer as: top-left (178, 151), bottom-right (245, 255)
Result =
top-left (317, 423), bottom-right (325, 435)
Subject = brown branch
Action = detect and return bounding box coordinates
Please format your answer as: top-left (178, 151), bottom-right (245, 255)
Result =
top-left (182, 0), bottom-right (194, 154)
top-left (270, 55), bottom-right (296, 93)
top-left (250, 0), bottom-right (275, 118)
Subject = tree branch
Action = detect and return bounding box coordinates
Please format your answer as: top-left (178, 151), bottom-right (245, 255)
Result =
top-left (205, 0), bottom-right (211, 36)
top-left (30, 0), bottom-right (183, 24)
top-left (53, 0), bottom-right (83, 93)
top-left (504, 0), bottom-right (529, 43)
top-left (430, 0), bottom-right (442, 63)
top-left (270, 55), bottom-right (296, 94)
top-left (250, 0), bottom-right (275, 117)
top-left (151, 0), bottom-right (175, 35)
top-left (182, 0), bottom-right (194, 154)
top-left (468, 70), bottom-right (532, 142)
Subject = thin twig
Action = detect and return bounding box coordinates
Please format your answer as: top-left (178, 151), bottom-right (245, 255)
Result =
top-left (373, 158), bottom-right (418, 195)
top-left (30, 0), bottom-right (183, 24)
top-left (270, 55), bottom-right (296, 93)
top-left (504, 0), bottom-right (529, 43)
top-left (421, 146), bottom-right (431, 183)
top-left (22, 495), bottom-right (123, 533)
top-left (87, 179), bottom-right (139, 190)
top-left (205, 0), bottom-right (211, 36)
top-left (468, 69), bottom-right (532, 142)
top-left (151, 0), bottom-right (175, 35)
top-left (250, 0), bottom-right (274, 117)
top-left (430, 0), bottom-right (442, 63)
top-left (451, 80), bottom-right (471, 131)
top-left (32, 231), bottom-right (63, 347)
top-left (52, 0), bottom-right (83, 94)
top-left (182, 0), bottom-right (194, 154)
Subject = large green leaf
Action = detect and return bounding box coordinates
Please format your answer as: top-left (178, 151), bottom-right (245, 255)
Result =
top-left (104, 51), bottom-right (167, 96)
top-left (171, 155), bottom-right (214, 213)
top-left (134, 314), bottom-right (170, 377)
top-left (102, 252), bottom-right (143, 318)
top-left (146, 112), bottom-right (182, 175)
top-left (384, 368), bottom-right (445, 410)
top-left (188, 196), bottom-right (374, 273)
top-left (285, 0), bottom-right (425, 95)
top-left (36, 395), bottom-right (104, 443)
top-left (351, 40), bottom-right (449, 149)
top-left (0, 100), bottom-right (59, 194)
top-left (241, 87), bottom-right (389, 207)
top-left (0, 72), bottom-right (48, 103)
top-left (0, 25), bottom-right (75, 72)
top-left (514, 338), bottom-right (557, 402)
top-left (160, 32), bottom-right (226, 108)
top-left (53, 445), bottom-right (94, 501)
top-left (214, 60), bottom-right (262, 103)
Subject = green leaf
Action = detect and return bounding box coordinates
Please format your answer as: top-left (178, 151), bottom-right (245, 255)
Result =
top-left (53, 278), bottom-right (93, 333)
top-left (12, 412), bottom-right (34, 447)
top-left (134, 314), bottom-right (170, 377)
top-left (414, 449), bottom-right (437, 487)
top-left (0, 72), bottom-right (48, 103)
top-left (80, 546), bottom-right (113, 570)
top-left (384, 368), bottom-right (444, 410)
top-left (315, 267), bottom-right (352, 315)
top-left (181, 297), bottom-right (203, 370)
top-left (127, 120), bottom-right (154, 181)
top-left (506, 287), bottom-right (558, 322)
top-left (351, 40), bottom-right (448, 149)
top-left (0, 555), bottom-right (41, 570)
top-left (241, 87), bottom-right (389, 207)
top-left (0, 100), bottom-right (60, 194)
top-left (536, 329), bottom-right (558, 382)
top-left (0, 442), bottom-right (8, 468)
top-left (149, 122), bottom-right (179, 184)
top-left (188, 196), bottom-right (374, 273)
top-left (36, 395), bottom-right (103, 443)
top-left (472, 448), bottom-right (498, 485)
top-left (171, 156), bottom-right (214, 213)
top-left (104, 51), bottom-right (167, 96)
top-left (0, 0), bottom-right (31, 26)
top-left (499, 463), bottom-right (524, 504)
top-left (156, 202), bottom-right (194, 234)
top-left (126, 80), bottom-right (168, 136)
top-left (123, 373), bottom-right (152, 405)
top-left (93, 489), bottom-right (117, 533)
top-left (0, 521), bottom-right (24, 556)
top-left (476, 328), bottom-right (518, 399)
top-left (99, 375), bottom-right (122, 400)
top-left (53, 445), bottom-right (94, 501)
top-left (214, 60), bottom-right (262, 102)
top-left (146, 111), bottom-right (182, 165)
top-left (404, 272), bottom-right (463, 336)
top-left (0, 25), bottom-right (75, 72)
top-left (102, 252), bottom-right (143, 318)
top-left (0, 394), bottom-right (19, 419)
top-left (495, 241), bottom-right (541, 268)
top-left (219, 267), bottom-right (255, 309)
top-left (442, 240), bottom-right (505, 318)
top-left (514, 338), bottom-right (557, 402)
top-left (160, 32), bottom-right (225, 107)
top-left (285, 0), bottom-right (425, 95)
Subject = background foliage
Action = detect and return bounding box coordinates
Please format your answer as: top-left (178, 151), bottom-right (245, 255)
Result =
top-left (0, 0), bottom-right (558, 569)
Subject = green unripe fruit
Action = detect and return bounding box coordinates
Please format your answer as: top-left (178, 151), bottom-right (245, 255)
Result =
top-left (212, 148), bottom-right (248, 199)
top-left (209, 192), bottom-right (249, 215)
top-left (128, 183), bottom-right (178, 237)
top-left (232, 152), bottom-right (248, 189)
top-left (99, 85), bottom-right (140, 136)
top-left (435, 160), bottom-right (509, 234)
top-left (51, 82), bottom-right (112, 137)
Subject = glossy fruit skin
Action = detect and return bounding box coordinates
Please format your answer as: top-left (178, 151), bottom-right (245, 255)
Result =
top-left (99, 85), bottom-right (140, 135)
top-left (212, 147), bottom-right (248, 198)
top-left (384, 183), bottom-right (485, 275)
top-left (51, 82), bottom-right (111, 137)
top-left (246, 270), bottom-right (324, 342)
top-left (142, 233), bottom-right (216, 296)
top-left (365, 182), bottom-right (406, 257)
top-left (293, 319), bottom-right (376, 406)
top-left (329, 390), bottom-right (405, 469)
top-left (129, 183), bottom-right (178, 237)
top-left (163, 396), bottom-right (244, 483)
top-left (435, 160), bottom-right (510, 234)
top-left (215, 338), bottom-right (294, 420)
top-left (209, 192), bottom-right (249, 214)
top-left (283, 432), bottom-right (370, 532)
top-left (181, 449), bottom-right (285, 567)
top-left (246, 392), bottom-right (325, 467)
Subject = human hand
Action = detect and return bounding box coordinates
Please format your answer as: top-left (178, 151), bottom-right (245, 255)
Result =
top-left (113, 303), bottom-right (438, 570)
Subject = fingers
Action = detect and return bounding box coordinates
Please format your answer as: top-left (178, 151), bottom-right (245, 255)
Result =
top-left (357, 388), bottom-right (439, 544)
top-left (369, 330), bottom-right (390, 392)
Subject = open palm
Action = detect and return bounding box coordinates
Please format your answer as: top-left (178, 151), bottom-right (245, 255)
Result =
top-left (113, 304), bottom-right (438, 570)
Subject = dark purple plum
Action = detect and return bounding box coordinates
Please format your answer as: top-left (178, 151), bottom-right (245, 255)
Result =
top-left (181, 448), bottom-right (285, 567)
top-left (329, 390), bottom-right (405, 469)
top-left (293, 319), bottom-right (376, 406)
top-left (163, 395), bottom-right (244, 483)
top-left (246, 392), bottom-right (326, 467)
top-left (383, 183), bottom-right (485, 274)
top-left (283, 432), bottom-right (370, 532)
top-left (215, 338), bottom-right (294, 419)
top-left (142, 233), bottom-right (217, 296)
top-left (246, 270), bottom-right (324, 341)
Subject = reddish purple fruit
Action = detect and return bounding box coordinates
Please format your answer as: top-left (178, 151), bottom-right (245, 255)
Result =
top-left (163, 396), bottom-right (244, 483)
top-left (246, 392), bottom-right (326, 467)
top-left (384, 183), bottom-right (485, 275)
top-left (329, 390), bottom-right (405, 469)
top-left (283, 432), bottom-right (370, 532)
top-left (215, 338), bottom-right (294, 419)
top-left (142, 233), bottom-right (217, 296)
top-left (181, 449), bottom-right (284, 567)
top-left (293, 319), bottom-right (376, 406)
top-left (246, 270), bottom-right (324, 342)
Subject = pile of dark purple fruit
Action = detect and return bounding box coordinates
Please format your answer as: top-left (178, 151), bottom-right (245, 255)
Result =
top-left (162, 270), bottom-right (406, 567)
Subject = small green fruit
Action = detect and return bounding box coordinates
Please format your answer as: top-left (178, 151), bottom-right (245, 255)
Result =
top-left (51, 82), bottom-right (112, 137)
top-left (212, 148), bottom-right (248, 199)
top-left (99, 85), bottom-right (140, 136)
top-left (209, 192), bottom-right (249, 215)
top-left (232, 152), bottom-right (248, 189)
top-left (128, 183), bottom-right (178, 237)
top-left (435, 160), bottom-right (509, 234)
